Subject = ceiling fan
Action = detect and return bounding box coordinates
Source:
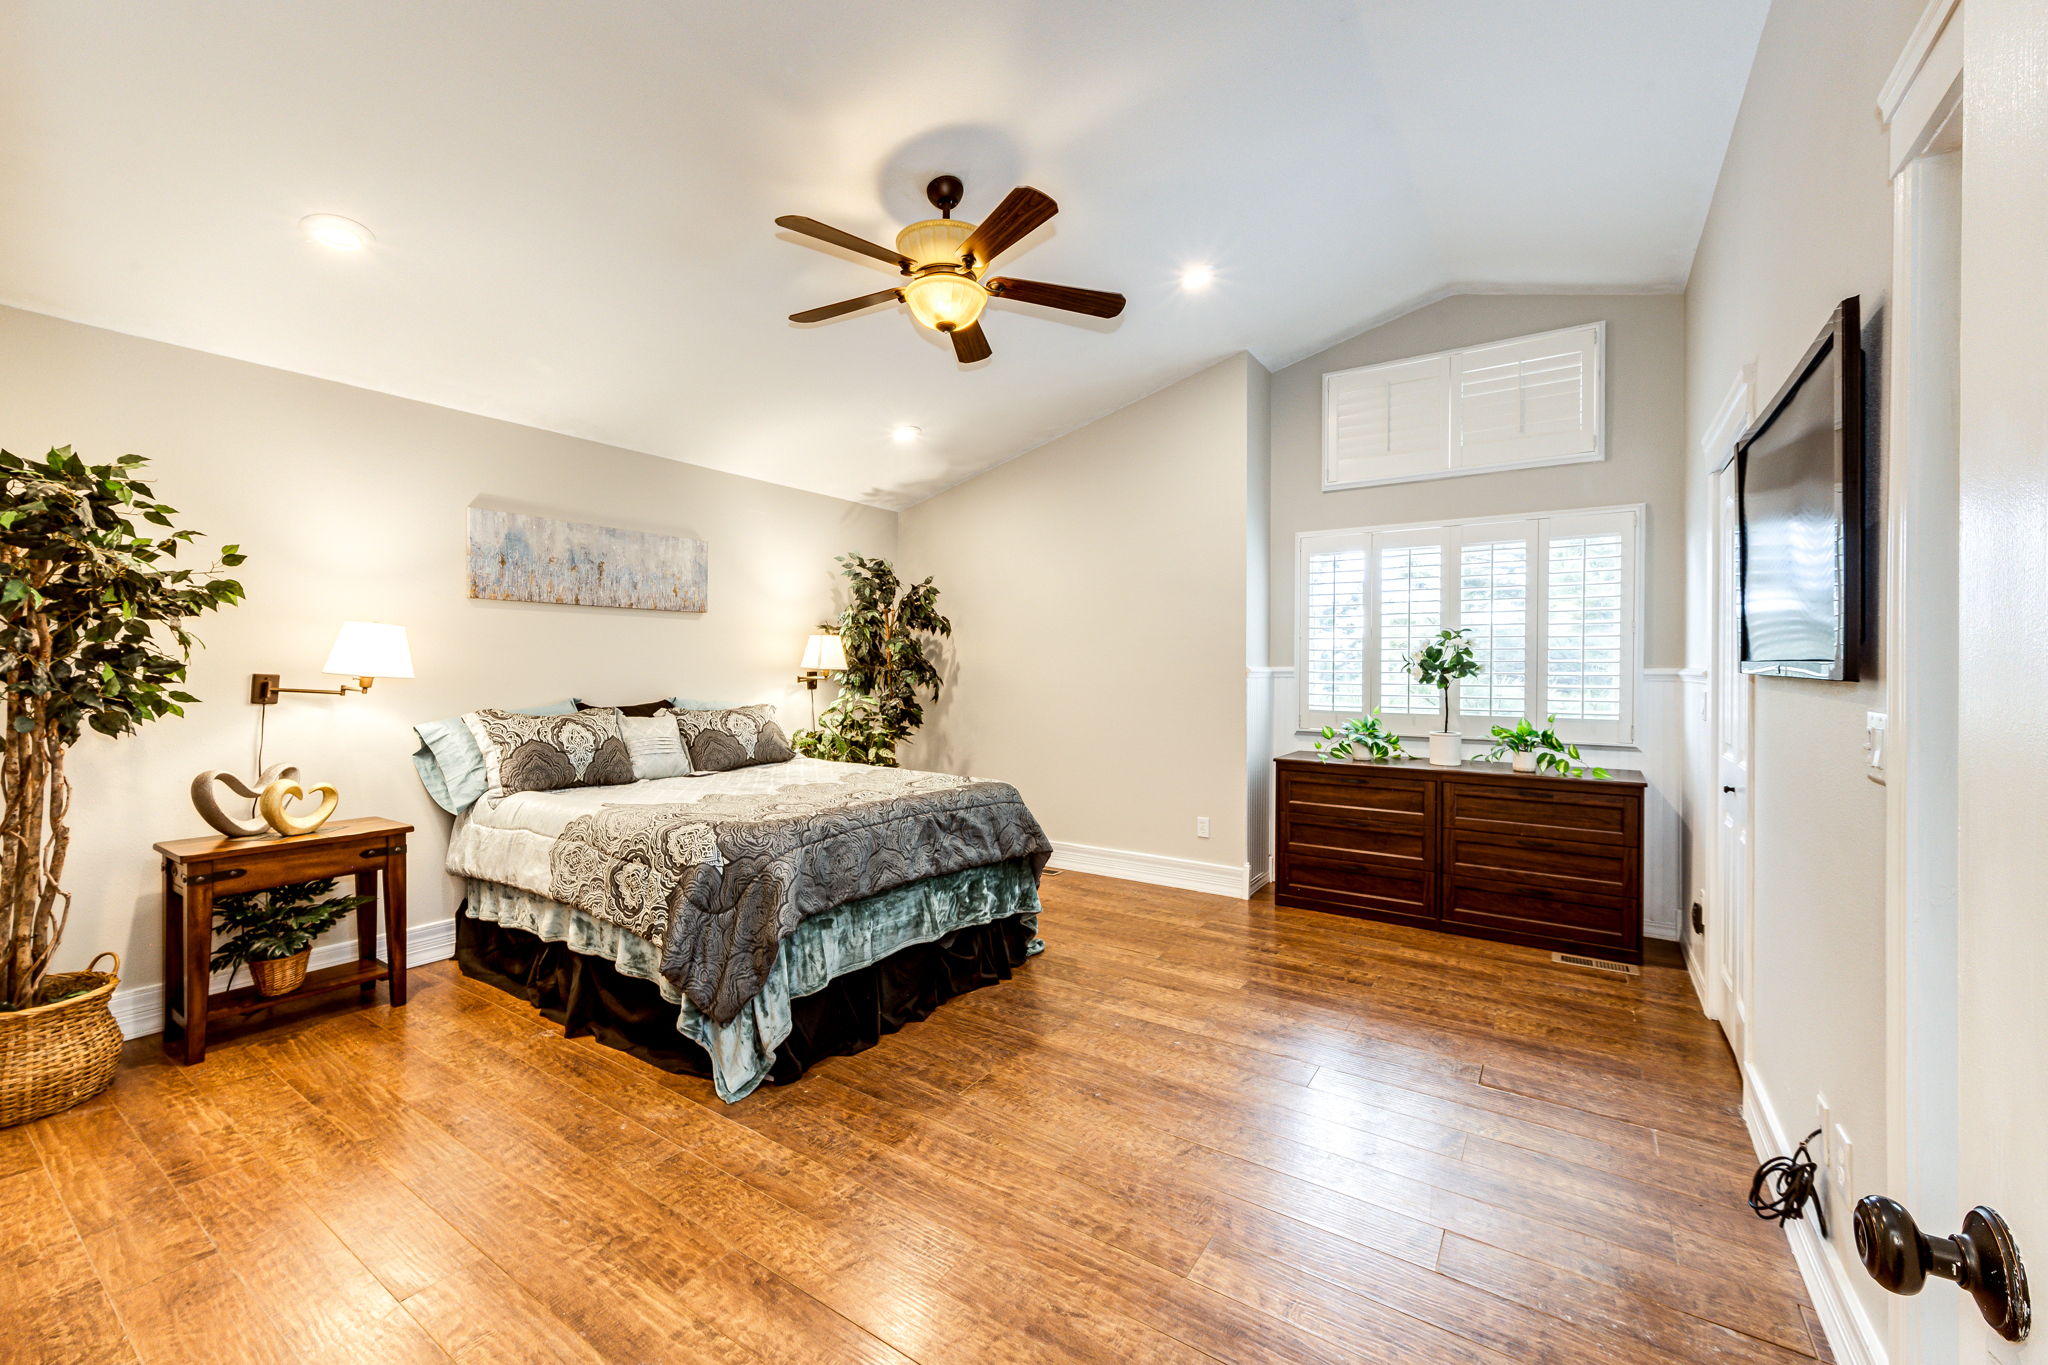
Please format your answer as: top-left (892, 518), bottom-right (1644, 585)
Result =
top-left (776, 175), bottom-right (1126, 363)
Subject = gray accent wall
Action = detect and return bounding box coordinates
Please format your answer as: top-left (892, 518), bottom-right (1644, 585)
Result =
top-left (1265, 292), bottom-right (1689, 669)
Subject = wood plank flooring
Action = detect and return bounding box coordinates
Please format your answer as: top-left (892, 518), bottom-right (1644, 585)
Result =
top-left (3, 872), bottom-right (1827, 1364)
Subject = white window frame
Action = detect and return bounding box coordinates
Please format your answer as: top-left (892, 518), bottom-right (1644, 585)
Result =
top-left (1322, 321), bottom-right (1606, 490)
top-left (1295, 503), bottom-right (1643, 748)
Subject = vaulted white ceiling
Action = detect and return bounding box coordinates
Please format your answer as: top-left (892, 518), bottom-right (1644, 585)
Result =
top-left (0, 1), bottom-right (1766, 509)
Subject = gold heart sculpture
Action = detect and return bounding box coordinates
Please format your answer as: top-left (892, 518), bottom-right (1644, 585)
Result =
top-left (257, 779), bottom-right (340, 837)
top-left (191, 765), bottom-right (302, 838)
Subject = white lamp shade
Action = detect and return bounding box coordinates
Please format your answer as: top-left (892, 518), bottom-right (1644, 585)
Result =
top-left (800, 633), bottom-right (847, 672)
top-left (323, 621), bottom-right (414, 679)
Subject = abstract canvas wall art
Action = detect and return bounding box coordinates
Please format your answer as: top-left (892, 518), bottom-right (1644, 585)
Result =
top-left (466, 508), bottom-right (707, 612)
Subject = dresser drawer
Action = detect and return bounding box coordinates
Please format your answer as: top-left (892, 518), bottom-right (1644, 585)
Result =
top-left (1280, 769), bottom-right (1433, 824)
top-left (1441, 876), bottom-right (1636, 953)
top-left (1277, 856), bottom-right (1434, 925)
top-left (1442, 781), bottom-right (1637, 846)
top-left (1444, 828), bottom-right (1635, 896)
top-left (1283, 811), bottom-right (1430, 869)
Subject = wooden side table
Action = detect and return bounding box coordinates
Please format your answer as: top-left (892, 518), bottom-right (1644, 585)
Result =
top-left (154, 816), bottom-right (412, 1063)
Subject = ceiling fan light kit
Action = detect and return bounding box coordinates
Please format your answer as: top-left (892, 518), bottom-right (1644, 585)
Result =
top-left (777, 175), bottom-right (1125, 364)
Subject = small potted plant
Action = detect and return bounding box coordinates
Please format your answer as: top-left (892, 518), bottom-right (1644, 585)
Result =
top-left (1314, 709), bottom-right (1409, 764)
top-left (1484, 715), bottom-right (1611, 779)
top-left (210, 878), bottom-right (371, 997)
top-left (1404, 628), bottom-right (1482, 767)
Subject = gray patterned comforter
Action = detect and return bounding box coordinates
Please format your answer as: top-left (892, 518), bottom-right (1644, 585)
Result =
top-left (475, 764), bottom-right (1051, 1023)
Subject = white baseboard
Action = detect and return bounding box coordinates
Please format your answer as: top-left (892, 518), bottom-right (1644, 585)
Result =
top-left (1048, 841), bottom-right (1255, 899)
top-left (109, 916), bottom-right (457, 1041)
top-left (1741, 1060), bottom-right (1889, 1365)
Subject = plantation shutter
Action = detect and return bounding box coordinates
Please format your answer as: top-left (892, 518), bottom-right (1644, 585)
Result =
top-left (1373, 529), bottom-right (1447, 732)
top-left (1322, 354), bottom-right (1452, 488)
top-left (1455, 522), bottom-right (1535, 724)
top-left (1541, 510), bottom-right (1636, 744)
top-left (1450, 325), bottom-right (1602, 469)
top-left (1297, 531), bottom-right (1371, 730)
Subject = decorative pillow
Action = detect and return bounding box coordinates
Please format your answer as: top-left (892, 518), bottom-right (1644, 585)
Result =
top-left (619, 714), bottom-right (690, 779)
top-left (574, 697), bottom-right (730, 715)
top-left (575, 698), bottom-right (673, 718)
top-left (411, 699), bottom-right (576, 814)
top-left (462, 708), bottom-right (636, 801)
top-left (664, 703), bottom-right (795, 774)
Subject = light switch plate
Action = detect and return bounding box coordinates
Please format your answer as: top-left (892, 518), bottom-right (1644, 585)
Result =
top-left (1865, 710), bottom-right (1888, 779)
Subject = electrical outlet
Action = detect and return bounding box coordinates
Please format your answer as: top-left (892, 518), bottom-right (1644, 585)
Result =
top-left (1195, 816), bottom-right (1211, 839)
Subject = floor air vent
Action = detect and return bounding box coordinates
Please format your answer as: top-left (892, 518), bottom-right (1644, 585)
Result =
top-left (1550, 952), bottom-right (1639, 976)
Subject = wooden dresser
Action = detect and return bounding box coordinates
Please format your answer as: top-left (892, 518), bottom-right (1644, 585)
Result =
top-left (1273, 753), bottom-right (1646, 963)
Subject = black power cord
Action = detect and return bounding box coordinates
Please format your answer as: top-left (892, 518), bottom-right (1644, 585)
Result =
top-left (1749, 1128), bottom-right (1828, 1237)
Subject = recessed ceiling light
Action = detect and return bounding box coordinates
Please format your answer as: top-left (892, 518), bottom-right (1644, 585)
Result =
top-left (890, 424), bottom-right (923, 444)
top-left (1179, 264), bottom-right (1216, 292)
top-left (300, 213), bottom-right (374, 252)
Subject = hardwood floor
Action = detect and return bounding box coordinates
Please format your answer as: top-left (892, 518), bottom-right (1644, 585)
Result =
top-left (4, 872), bottom-right (1826, 1364)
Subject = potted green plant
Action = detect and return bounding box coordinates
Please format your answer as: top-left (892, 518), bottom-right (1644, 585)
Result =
top-left (1484, 715), bottom-right (1611, 779)
top-left (1404, 628), bottom-right (1482, 767)
top-left (794, 554), bottom-right (950, 767)
top-left (0, 447), bottom-right (243, 1126)
top-left (210, 878), bottom-right (371, 997)
top-left (1314, 709), bottom-right (1409, 764)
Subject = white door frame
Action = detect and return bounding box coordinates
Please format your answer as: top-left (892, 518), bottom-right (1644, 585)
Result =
top-left (1877, 2), bottom-right (1965, 1360)
top-left (1701, 371), bottom-right (1755, 1057)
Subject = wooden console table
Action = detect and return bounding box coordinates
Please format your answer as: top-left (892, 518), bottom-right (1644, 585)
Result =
top-left (1274, 753), bottom-right (1646, 962)
top-left (154, 816), bottom-right (411, 1063)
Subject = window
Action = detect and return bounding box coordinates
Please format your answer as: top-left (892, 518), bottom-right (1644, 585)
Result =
top-left (1323, 323), bottom-right (1604, 489)
top-left (1296, 506), bottom-right (1640, 746)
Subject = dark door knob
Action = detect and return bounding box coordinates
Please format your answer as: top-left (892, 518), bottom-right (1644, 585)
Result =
top-left (1854, 1195), bottom-right (2031, 1342)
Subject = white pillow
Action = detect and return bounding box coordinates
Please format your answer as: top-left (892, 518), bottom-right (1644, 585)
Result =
top-left (620, 714), bottom-right (690, 779)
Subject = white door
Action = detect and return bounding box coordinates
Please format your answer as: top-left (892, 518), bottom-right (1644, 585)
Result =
top-left (1712, 462), bottom-right (1754, 1058)
top-left (1952, 1), bottom-right (2048, 1360)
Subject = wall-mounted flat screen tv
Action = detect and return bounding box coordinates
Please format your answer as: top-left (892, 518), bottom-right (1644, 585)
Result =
top-left (1737, 296), bottom-right (1864, 681)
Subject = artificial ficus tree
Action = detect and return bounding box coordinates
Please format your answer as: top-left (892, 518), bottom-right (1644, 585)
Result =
top-left (794, 554), bottom-right (950, 767)
top-left (0, 447), bottom-right (245, 1009)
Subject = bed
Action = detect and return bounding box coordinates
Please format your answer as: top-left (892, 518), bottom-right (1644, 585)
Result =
top-left (442, 754), bottom-right (1052, 1101)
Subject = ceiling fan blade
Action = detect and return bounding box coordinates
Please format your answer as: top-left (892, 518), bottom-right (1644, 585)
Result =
top-left (789, 288), bottom-right (902, 324)
top-left (774, 215), bottom-right (908, 270)
top-left (958, 187), bottom-right (1058, 266)
top-left (985, 277), bottom-right (1126, 319)
top-left (949, 321), bottom-right (992, 363)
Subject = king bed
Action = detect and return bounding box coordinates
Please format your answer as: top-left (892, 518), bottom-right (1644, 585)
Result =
top-left (415, 702), bottom-right (1051, 1101)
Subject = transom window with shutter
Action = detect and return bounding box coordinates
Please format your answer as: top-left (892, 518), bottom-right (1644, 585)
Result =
top-left (1296, 506), bottom-right (1639, 746)
top-left (1323, 323), bottom-right (1604, 490)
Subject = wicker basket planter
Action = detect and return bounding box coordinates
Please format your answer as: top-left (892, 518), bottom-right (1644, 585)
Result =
top-left (247, 949), bottom-right (311, 998)
top-left (0, 953), bottom-right (122, 1128)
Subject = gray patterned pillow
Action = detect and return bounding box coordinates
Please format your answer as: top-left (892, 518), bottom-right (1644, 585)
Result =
top-left (662, 703), bottom-right (795, 774)
top-left (462, 708), bottom-right (637, 801)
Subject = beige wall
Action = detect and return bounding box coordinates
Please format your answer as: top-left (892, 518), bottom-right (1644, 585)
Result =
top-left (0, 305), bottom-right (894, 992)
top-left (1681, 0), bottom-right (1923, 1333)
top-left (1266, 292), bottom-right (1689, 667)
top-left (900, 355), bottom-right (1265, 875)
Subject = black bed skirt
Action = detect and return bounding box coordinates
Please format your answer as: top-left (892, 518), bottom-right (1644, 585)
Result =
top-left (455, 910), bottom-right (1035, 1090)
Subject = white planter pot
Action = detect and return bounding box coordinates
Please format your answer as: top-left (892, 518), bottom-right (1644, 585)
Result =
top-left (1428, 732), bottom-right (1463, 767)
top-left (1512, 749), bottom-right (1540, 774)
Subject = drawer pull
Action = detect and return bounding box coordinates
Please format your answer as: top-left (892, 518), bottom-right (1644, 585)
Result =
top-left (359, 844), bottom-right (408, 859)
top-left (187, 867), bottom-right (247, 887)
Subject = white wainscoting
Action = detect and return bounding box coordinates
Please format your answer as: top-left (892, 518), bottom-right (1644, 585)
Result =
top-left (1260, 666), bottom-right (1695, 940)
top-left (109, 916), bottom-right (457, 1041)
top-left (1741, 1061), bottom-right (1888, 1365)
top-left (1047, 841), bottom-right (1260, 899)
